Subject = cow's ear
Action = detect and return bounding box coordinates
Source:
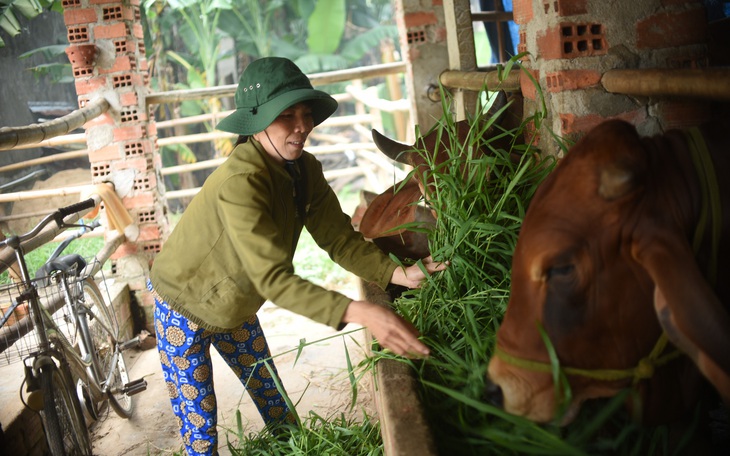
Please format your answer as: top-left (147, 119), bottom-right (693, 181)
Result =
top-left (632, 232), bottom-right (730, 402)
top-left (358, 178), bottom-right (422, 238)
top-left (589, 120), bottom-right (648, 201)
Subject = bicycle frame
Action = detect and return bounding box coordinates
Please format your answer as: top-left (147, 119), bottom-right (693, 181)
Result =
top-left (44, 273), bottom-right (121, 405)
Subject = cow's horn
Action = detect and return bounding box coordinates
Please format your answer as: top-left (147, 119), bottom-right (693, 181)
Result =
top-left (372, 128), bottom-right (412, 165)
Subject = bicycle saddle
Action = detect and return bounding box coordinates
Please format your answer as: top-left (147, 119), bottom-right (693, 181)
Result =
top-left (35, 254), bottom-right (87, 286)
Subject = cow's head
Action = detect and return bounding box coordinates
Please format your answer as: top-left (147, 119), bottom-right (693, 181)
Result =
top-left (487, 120), bottom-right (730, 425)
top-left (359, 92), bottom-right (524, 258)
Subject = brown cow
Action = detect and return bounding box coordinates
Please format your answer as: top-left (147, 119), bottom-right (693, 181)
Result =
top-left (487, 119), bottom-right (730, 426)
top-left (359, 91), bottom-right (523, 260)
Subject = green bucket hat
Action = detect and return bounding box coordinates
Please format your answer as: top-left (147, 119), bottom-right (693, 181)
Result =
top-left (217, 57), bottom-right (338, 136)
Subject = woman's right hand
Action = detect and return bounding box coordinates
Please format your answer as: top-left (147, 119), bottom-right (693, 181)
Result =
top-left (341, 300), bottom-right (429, 358)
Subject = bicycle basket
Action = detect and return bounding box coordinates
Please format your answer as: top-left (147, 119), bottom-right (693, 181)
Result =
top-left (0, 270), bottom-right (89, 366)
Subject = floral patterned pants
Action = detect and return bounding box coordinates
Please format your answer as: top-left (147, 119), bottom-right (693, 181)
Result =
top-left (150, 282), bottom-right (295, 455)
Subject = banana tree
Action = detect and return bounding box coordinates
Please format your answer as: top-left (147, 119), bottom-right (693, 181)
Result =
top-left (0, 0), bottom-right (56, 47)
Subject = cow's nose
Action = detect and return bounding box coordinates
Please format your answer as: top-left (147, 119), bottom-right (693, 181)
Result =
top-left (485, 382), bottom-right (503, 408)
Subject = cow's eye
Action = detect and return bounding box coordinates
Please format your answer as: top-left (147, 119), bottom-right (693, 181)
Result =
top-left (546, 264), bottom-right (575, 280)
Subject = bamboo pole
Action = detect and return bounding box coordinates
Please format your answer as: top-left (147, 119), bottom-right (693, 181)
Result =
top-left (602, 68), bottom-right (730, 101)
top-left (0, 184), bottom-right (95, 204)
top-left (439, 69), bottom-right (521, 92)
top-left (0, 98), bottom-right (109, 151)
top-left (0, 149), bottom-right (89, 173)
top-left (2, 133), bottom-right (86, 152)
top-left (146, 62), bottom-right (407, 106)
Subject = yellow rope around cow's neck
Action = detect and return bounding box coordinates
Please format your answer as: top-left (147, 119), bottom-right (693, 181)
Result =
top-left (494, 333), bottom-right (683, 385)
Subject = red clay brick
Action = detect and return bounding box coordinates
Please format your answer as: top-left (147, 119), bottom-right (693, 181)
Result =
top-left (137, 224), bottom-right (161, 241)
top-left (560, 109), bottom-right (647, 136)
top-left (94, 22), bottom-right (128, 39)
top-left (74, 76), bottom-right (107, 95)
top-left (123, 193), bottom-right (155, 209)
top-left (636, 7), bottom-right (707, 49)
top-left (513, 0), bottom-right (534, 25)
top-left (119, 91), bottom-right (138, 106)
top-left (63, 7), bottom-right (97, 25)
top-left (110, 242), bottom-right (138, 259)
top-left (555, 0), bottom-right (588, 16)
top-left (133, 23), bottom-right (144, 39)
top-left (545, 69), bottom-right (601, 92)
top-left (520, 69), bottom-right (540, 101)
top-left (404, 12), bottom-right (438, 28)
top-left (88, 144), bottom-right (120, 162)
top-left (113, 125), bottom-right (144, 142)
top-left (536, 26), bottom-right (562, 60)
top-left (116, 157), bottom-right (151, 174)
top-left (99, 55), bottom-right (133, 74)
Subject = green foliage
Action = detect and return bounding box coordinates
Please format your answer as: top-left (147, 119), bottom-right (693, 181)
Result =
top-left (18, 43), bottom-right (73, 82)
top-left (0, 0), bottom-right (46, 47)
top-left (228, 411), bottom-right (382, 455)
top-left (306, 0), bottom-right (346, 55)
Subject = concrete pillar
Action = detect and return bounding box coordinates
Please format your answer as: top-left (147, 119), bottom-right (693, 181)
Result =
top-left (62, 0), bottom-right (169, 331)
top-left (515, 0), bottom-right (711, 156)
top-left (395, 0), bottom-right (478, 131)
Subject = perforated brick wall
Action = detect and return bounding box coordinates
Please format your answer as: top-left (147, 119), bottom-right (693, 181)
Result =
top-left (515, 0), bottom-right (711, 153)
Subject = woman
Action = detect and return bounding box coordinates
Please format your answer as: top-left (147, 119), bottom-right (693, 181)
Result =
top-left (148, 57), bottom-right (446, 455)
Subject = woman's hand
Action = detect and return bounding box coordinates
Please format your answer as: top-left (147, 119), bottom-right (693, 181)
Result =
top-left (342, 300), bottom-right (429, 358)
top-left (390, 255), bottom-right (448, 289)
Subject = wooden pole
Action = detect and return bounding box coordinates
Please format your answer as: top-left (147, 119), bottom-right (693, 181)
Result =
top-left (0, 98), bottom-right (109, 151)
top-left (602, 68), bottom-right (730, 101)
top-left (146, 62), bottom-right (407, 106)
top-left (439, 69), bottom-right (521, 92)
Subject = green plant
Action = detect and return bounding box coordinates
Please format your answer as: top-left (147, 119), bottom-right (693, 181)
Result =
top-left (227, 410), bottom-right (382, 455)
top-left (0, 0), bottom-right (58, 47)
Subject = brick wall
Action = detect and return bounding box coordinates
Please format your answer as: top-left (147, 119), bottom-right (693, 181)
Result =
top-left (515, 0), bottom-right (711, 155)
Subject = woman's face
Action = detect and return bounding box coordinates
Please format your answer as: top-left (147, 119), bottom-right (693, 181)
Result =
top-left (253, 102), bottom-right (314, 164)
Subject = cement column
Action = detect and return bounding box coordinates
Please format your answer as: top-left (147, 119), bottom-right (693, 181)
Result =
top-left (62, 0), bottom-right (168, 333)
top-left (394, 0), bottom-right (453, 131)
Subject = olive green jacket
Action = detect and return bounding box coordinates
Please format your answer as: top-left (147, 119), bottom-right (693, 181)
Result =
top-left (149, 138), bottom-right (397, 332)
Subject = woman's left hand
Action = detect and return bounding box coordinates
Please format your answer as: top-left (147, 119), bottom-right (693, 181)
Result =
top-left (390, 255), bottom-right (448, 289)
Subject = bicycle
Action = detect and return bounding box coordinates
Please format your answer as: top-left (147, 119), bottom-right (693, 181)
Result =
top-left (0, 198), bottom-right (147, 455)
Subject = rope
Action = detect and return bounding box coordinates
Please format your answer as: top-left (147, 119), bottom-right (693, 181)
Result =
top-left (494, 334), bottom-right (682, 384)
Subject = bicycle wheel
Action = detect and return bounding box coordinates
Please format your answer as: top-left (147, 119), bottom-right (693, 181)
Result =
top-left (79, 278), bottom-right (134, 418)
top-left (39, 361), bottom-right (93, 455)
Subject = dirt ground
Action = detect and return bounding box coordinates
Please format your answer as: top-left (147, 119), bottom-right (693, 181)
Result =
top-left (89, 301), bottom-right (376, 456)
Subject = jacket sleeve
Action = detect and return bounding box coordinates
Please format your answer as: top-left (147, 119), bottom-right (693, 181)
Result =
top-left (304, 158), bottom-right (398, 290)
